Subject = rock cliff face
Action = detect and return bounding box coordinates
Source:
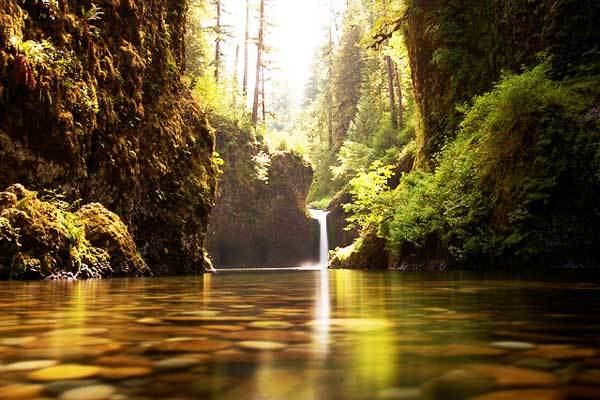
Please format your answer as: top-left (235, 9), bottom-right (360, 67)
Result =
top-left (326, 190), bottom-right (359, 251)
top-left (405, 0), bottom-right (599, 168)
top-left (207, 118), bottom-right (318, 267)
top-left (0, 0), bottom-right (218, 274)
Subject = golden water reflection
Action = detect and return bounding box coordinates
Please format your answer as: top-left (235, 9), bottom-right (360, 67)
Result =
top-left (0, 271), bottom-right (599, 399)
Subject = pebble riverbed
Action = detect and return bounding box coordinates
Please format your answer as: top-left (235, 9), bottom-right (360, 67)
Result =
top-left (1, 270), bottom-right (600, 400)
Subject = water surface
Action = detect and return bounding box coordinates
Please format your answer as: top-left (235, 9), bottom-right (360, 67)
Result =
top-left (1, 270), bottom-right (600, 399)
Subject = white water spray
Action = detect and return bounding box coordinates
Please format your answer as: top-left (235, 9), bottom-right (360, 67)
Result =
top-left (308, 209), bottom-right (330, 269)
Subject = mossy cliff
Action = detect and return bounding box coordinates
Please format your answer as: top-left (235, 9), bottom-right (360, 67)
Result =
top-left (405, 0), bottom-right (600, 167)
top-left (0, 0), bottom-right (218, 275)
top-left (333, 0), bottom-right (600, 270)
top-left (207, 117), bottom-right (318, 267)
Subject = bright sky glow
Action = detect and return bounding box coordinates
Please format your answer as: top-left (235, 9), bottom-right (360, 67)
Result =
top-left (223, 0), bottom-right (347, 107)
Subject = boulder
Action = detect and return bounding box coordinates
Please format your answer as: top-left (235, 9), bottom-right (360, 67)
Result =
top-left (0, 185), bottom-right (150, 280)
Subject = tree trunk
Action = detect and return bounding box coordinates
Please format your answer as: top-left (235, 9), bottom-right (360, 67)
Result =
top-left (214, 0), bottom-right (222, 83)
top-left (242, 0), bottom-right (250, 98)
top-left (326, 0), bottom-right (334, 147)
top-left (261, 66), bottom-right (266, 124)
top-left (394, 65), bottom-right (404, 125)
top-left (232, 44), bottom-right (239, 109)
top-left (385, 55), bottom-right (398, 129)
top-left (251, 0), bottom-right (264, 126)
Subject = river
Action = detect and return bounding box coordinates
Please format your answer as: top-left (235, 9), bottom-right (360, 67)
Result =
top-left (1, 270), bottom-right (600, 399)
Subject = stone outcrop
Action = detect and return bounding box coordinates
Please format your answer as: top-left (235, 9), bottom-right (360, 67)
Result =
top-left (330, 229), bottom-right (388, 270)
top-left (326, 189), bottom-right (359, 251)
top-left (207, 117), bottom-right (318, 267)
top-left (330, 150), bottom-right (415, 269)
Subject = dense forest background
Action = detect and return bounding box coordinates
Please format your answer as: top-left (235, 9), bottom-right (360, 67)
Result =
top-left (188, 0), bottom-right (600, 270)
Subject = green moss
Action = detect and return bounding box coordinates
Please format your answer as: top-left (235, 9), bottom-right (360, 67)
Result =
top-left (0, 184), bottom-right (150, 280)
top-left (405, 0), bottom-right (600, 165)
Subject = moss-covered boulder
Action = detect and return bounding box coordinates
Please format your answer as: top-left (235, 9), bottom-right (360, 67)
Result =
top-left (329, 229), bottom-right (389, 270)
top-left (75, 203), bottom-right (148, 277)
top-left (0, 0), bottom-right (218, 274)
top-left (0, 184), bottom-right (150, 280)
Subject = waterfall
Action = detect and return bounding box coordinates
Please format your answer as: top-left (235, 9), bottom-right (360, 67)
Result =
top-left (308, 209), bottom-right (330, 269)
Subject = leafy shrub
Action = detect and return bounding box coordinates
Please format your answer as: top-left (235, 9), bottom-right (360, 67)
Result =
top-left (346, 62), bottom-right (600, 267)
top-left (344, 161), bottom-right (396, 234)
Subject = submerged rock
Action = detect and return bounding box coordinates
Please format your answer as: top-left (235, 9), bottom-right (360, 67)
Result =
top-left (0, 383), bottom-right (44, 399)
top-left (422, 363), bottom-right (560, 400)
top-left (0, 185), bottom-right (150, 279)
top-left (490, 341), bottom-right (537, 351)
top-left (467, 364), bottom-right (560, 387)
top-left (28, 364), bottom-right (103, 381)
top-left (1, 359), bottom-right (58, 372)
top-left (238, 340), bottom-right (287, 351)
top-left (471, 389), bottom-right (565, 400)
top-left (422, 369), bottom-right (496, 400)
top-left (59, 385), bottom-right (116, 400)
top-left (376, 387), bottom-right (421, 399)
top-left (522, 345), bottom-right (597, 360)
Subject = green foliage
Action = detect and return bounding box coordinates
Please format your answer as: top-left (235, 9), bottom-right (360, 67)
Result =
top-left (82, 4), bottom-right (103, 22)
top-left (8, 37), bottom-right (64, 74)
top-left (301, 0), bottom-right (416, 202)
top-left (344, 161), bottom-right (396, 233)
top-left (308, 196), bottom-right (333, 211)
top-left (346, 88), bottom-right (382, 144)
top-left (185, 0), bottom-right (247, 123)
top-left (331, 141), bottom-right (375, 184)
top-left (185, 0), bottom-right (212, 84)
top-left (252, 150), bottom-right (272, 183)
top-left (307, 149), bottom-right (338, 202)
top-left (191, 74), bottom-right (227, 111)
top-left (346, 62), bottom-right (600, 266)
